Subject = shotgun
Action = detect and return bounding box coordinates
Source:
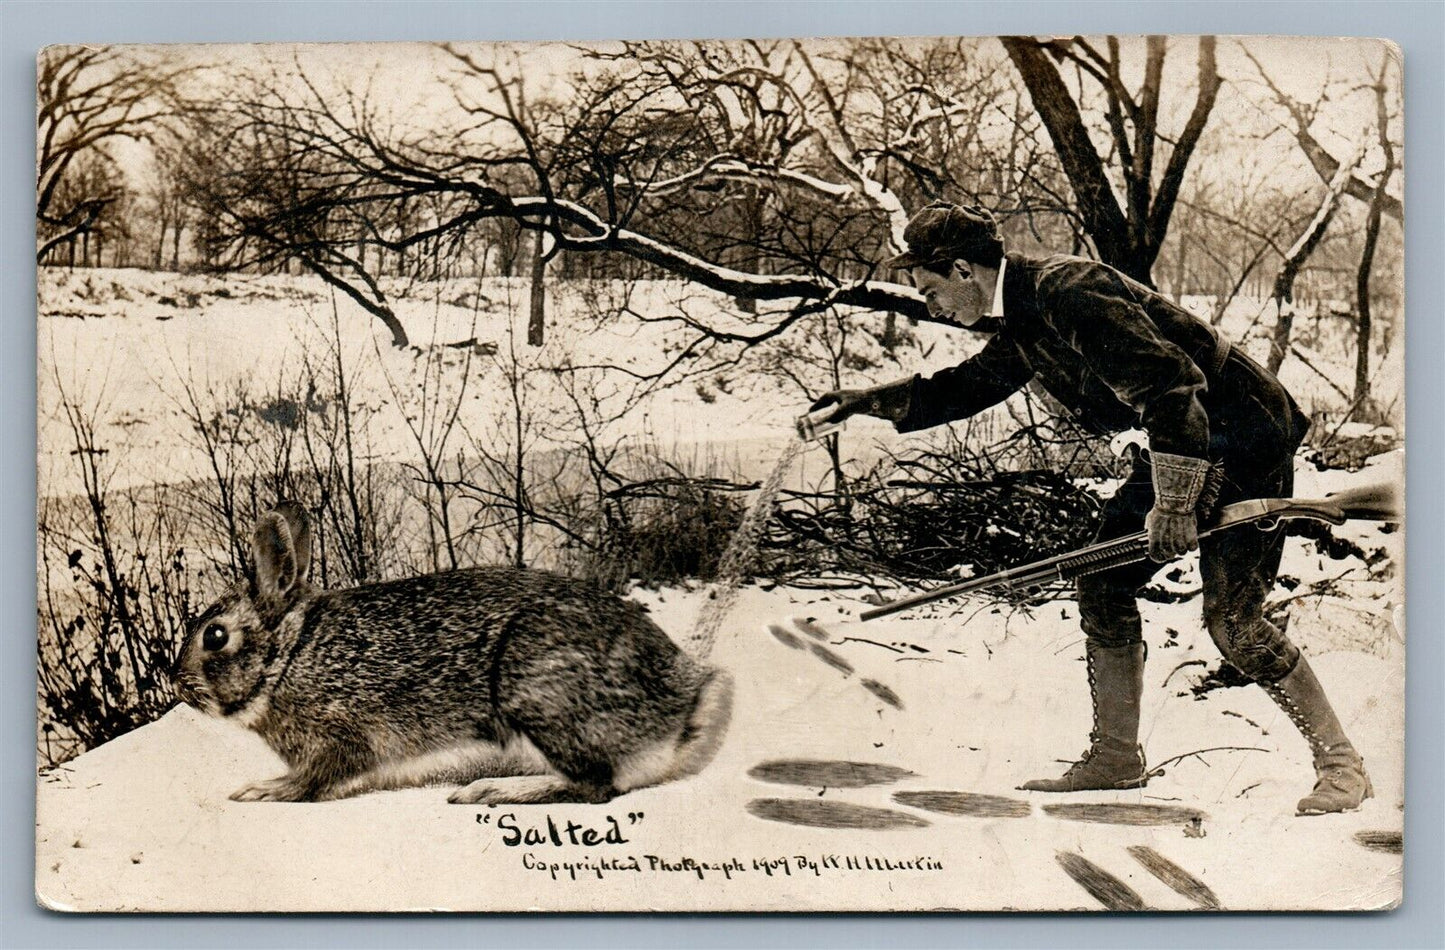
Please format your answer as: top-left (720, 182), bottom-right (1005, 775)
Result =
top-left (858, 481), bottom-right (1401, 622)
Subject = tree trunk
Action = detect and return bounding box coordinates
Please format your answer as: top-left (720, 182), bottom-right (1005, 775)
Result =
top-left (1267, 142), bottom-right (1366, 374)
top-left (1354, 64), bottom-right (1396, 409)
top-left (1002, 36), bottom-right (1219, 286)
top-left (734, 184), bottom-right (761, 315)
top-left (1268, 209), bottom-right (1339, 375)
top-left (528, 229), bottom-right (547, 347)
top-left (1001, 38), bottom-right (1132, 273)
top-left (512, 369), bottom-right (527, 569)
top-left (1354, 226), bottom-right (1379, 410)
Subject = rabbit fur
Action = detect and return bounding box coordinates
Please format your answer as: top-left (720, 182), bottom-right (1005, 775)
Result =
top-left (172, 502), bottom-right (733, 805)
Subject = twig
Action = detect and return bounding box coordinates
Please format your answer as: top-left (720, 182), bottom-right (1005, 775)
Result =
top-left (1162, 659), bottom-right (1207, 688)
top-left (1147, 745), bottom-right (1270, 778)
top-left (1221, 710), bottom-right (1265, 731)
top-left (838, 636), bottom-right (905, 654)
top-left (1266, 566), bottom-right (1362, 609)
top-left (1288, 344), bottom-right (1351, 401)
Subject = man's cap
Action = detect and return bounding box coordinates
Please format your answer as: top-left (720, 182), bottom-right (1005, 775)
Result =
top-left (883, 200), bottom-right (1002, 270)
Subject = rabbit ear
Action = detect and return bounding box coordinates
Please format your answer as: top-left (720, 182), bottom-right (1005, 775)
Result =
top-left (271, 501), bottom-right (312, 580)
top-left (253, 510), bottom-right (303, 601)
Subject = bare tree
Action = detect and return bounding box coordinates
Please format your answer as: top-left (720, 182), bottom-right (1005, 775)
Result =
top-left (1266, 142), bottom-right (1365, 373)
top-left (37, 46), bottom-right (188, 263)
top-left (179, 76), bottom-right (416, 345)
top-left (1243, 45), bottom-right (1403, 224)
top-left (179, 57), bottom-right (913, 355)
top-left (143, 135), bottom-right (194, 270)
top-left (40, 151), bottom-right (126, 267)
top-left (1000, 35), bottom-right (1220, 285)
top-left (1241, 42), bottom-right (1404, 385)
top-left (1153, 111), bottom-right (1325, 321)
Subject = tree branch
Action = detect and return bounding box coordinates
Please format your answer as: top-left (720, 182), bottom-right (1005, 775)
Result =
top-left (1146, 36), bottom-right (1220, 250)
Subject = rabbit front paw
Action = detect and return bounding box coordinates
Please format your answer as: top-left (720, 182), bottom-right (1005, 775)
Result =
top-left (230, 775), bottom-right (314, 802)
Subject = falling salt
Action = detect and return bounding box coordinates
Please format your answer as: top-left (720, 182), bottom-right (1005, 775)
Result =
top-left (688, 439), bottom-right (804, 660)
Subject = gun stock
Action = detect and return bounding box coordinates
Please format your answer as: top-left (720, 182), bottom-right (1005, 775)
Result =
top-left (858, 480), bottom-right (1400, 622)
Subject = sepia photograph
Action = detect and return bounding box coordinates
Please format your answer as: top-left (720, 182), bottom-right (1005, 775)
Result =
top-left (34, 32), bottom-right (1405, 913)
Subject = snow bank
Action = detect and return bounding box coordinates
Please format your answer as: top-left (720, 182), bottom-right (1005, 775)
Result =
top-left (38, 557), bottom-right (1403, 912)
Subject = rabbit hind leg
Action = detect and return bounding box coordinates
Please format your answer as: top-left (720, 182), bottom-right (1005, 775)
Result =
top-left (448, 775), bottom-right (615, 805)
top-left (448, 732), bottom-right (618, 804)
top-left (330, 738), bottom-right (550, 799)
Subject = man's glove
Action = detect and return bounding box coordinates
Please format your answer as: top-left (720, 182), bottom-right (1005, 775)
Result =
top-left (1146, 451), bottom-right (1211, 563)
top-left (809, 378), bottom-right (913, 425)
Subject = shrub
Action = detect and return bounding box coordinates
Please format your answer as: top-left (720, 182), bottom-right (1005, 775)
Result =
top-left (589, 478), bottom-right (745, 589)
top-left (37, 489), bottom-right (196, 766)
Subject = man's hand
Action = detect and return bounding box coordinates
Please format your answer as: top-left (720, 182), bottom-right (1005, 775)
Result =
top-left (810, 379), bottom-right (912, 425)
top-left (1145, 507), bottom-right (1199, 563)
top-left (808, 388), bottom-right (865, 422)
top-left (1146, 450), bottom-right (1212, 563)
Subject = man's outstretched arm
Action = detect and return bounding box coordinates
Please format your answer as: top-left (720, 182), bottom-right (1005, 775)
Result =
top-left (894, 334), bottom-right (1034, 432)
top-left (809, 333), bottom-right (1032, 433)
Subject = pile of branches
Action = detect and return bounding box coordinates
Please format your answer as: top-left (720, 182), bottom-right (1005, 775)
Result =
top-left (1303, 431), bottom-right (1400, 472)
top-left (764, 446), bottom-right (1107, 590)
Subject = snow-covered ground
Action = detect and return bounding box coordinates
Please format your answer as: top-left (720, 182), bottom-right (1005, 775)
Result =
top-left (36, 452), bottom-right (1404, 912)
top-left (36, 268), bottom-right (1405, 912)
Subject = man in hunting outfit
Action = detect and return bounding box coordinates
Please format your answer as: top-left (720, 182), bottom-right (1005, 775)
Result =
top-left (813, 200), bottom-right (1370, 815)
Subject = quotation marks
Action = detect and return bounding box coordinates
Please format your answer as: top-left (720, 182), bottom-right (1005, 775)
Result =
top-left (475, 811), bottom-right (641, 825)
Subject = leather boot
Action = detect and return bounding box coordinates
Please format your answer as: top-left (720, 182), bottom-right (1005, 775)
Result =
top-left (1260, 655), bottom-right (1373, 816)
top-left (1020, 641), bottom-right (1149, 792)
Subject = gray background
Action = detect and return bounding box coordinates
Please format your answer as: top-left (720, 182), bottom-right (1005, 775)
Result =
top-left (3, 1), bottom-right (1440, 947)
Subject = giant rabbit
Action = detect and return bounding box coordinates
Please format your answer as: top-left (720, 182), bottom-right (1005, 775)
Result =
top-left (172, 503), bottom-right (733, 804)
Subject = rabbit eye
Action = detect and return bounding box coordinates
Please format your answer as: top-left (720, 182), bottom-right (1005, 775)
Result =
top-left (202, 623), bottom-right (229, 652)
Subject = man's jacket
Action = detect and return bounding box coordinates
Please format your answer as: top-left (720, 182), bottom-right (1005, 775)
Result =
top-left (895, 252), bottom-right (1259, 459)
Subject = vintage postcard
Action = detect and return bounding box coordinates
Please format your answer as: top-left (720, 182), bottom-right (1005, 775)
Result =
top-left (36, 35), bottom-right (1404, 912)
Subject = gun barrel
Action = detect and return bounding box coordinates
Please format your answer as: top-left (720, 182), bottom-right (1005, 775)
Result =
top-left (858, 563), bottom-right (1063, 621)
top-left (858, 534), bottom-right (1149, 622)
